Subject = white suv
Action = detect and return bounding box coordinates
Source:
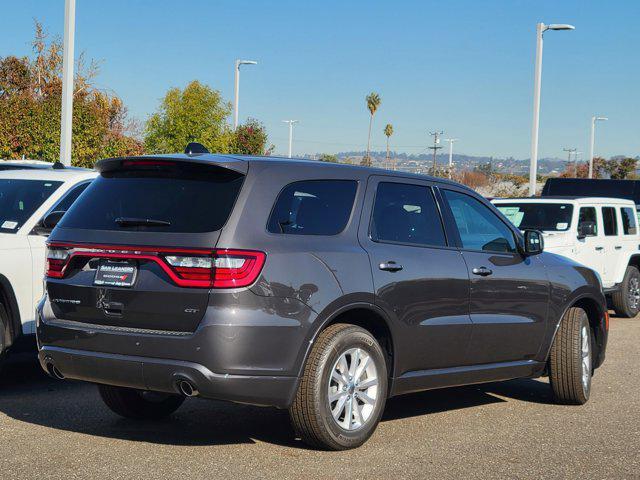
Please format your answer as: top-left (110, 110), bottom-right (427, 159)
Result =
top-left (0, 167), bottom-right (96, 368)
top-left (492, 196), bottom-right (640, 317)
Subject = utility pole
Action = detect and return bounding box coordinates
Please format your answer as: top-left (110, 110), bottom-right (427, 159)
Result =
top-left (282, 120), bottom-right (299, 158)
top-left (445, 138), bottom-right (458, 179)
top-left (563, 147), bottom-right (577, 177)
top-left (428, 131), bottom-right (444, 175)
top-left (59, 0), bottom-right (76, 166)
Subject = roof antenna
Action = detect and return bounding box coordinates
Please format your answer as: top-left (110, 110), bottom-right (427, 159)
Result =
top-left (185, 142), bottom-right (210, 155)
top-left (52, 161), bottom-right (65, 169)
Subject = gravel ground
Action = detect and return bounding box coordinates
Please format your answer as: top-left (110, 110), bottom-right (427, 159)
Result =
top-left (1, 316), bottom-right (638, 480)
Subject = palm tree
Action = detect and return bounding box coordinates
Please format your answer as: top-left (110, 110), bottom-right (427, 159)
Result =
top-left (362, 92), bottom-right (381, 166)
top-left (384, 123), bottom-right (394, 169)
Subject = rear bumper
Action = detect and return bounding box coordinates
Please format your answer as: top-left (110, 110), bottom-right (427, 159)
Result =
top-left (36, 291), bottom-right (314, 408)
top-left (38, 346), bottom-right (298, 408)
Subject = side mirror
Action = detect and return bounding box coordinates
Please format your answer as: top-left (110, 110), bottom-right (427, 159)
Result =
top-left (32, 210), bottom-right (66, 236)
top-left (577, 221), bottom-right (596, 239)
top-left (523, 229), bottom-right (544, 255)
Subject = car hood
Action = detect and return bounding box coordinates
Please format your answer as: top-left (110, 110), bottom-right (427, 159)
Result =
top-left (539, 231), bottom-right (574, 250)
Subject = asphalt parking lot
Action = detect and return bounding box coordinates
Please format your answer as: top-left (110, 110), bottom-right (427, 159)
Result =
top-left (1, 317), bottom-right (639, 480)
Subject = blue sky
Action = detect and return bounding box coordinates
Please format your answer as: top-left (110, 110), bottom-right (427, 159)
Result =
top-left (4, 0), bottom-right (639, 159)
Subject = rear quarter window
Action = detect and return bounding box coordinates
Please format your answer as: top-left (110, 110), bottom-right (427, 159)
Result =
top-left (267, 180), bottom-right (357, 235)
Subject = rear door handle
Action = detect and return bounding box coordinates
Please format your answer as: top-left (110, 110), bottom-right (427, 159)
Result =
top-left (615, 246), bottom-right (622, 250)
top-left (472, 266), bottom-right (493, 276)
top-left (379, 261), bottom-right (403, 272)
top-left (595, 246), bottom-right (604, 251)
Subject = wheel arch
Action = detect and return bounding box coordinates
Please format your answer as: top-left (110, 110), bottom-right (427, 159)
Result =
top-left (297, 302), bottom-right (397, 383)
top-left (548, 294), bottom-right (607, 369)
top-left (0, 273), bottom-right (22, 349)
top-left (626, 254), bottom-right (640, 273)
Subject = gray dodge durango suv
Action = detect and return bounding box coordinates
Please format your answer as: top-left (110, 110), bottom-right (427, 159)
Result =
top-left (36, 150), bottom-right (608, 450)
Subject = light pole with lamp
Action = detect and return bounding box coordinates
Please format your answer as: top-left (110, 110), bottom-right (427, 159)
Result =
top-left (234, 60), bottom-right (258, 129)
top-left (588, 116), bottom-right (608, 178)
top-left (529, 22), bottom-right (575, 196)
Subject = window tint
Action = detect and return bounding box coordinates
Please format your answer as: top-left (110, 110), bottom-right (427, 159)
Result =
top-left (621, 207), bottom-right (638, 235)
top-left (578, 207), bottom-right (598, 236)
top-left (370, 182), bottom-right (446, 247)
top-left (50, 182), bottom-right (90, 213)
top-left (60, 165), bottom-right (244, 233)
top-left (443, 190), bottom-right (516, 253)
top-left (0, 179), bottom-right (62, 234)
top-left (602, 207), bottom-right (618, 236)
top-left (267, 180), bottom-right (357, 235)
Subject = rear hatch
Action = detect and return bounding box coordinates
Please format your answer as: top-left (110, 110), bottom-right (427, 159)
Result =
top-left (45, 157), bottom-right (263, 333)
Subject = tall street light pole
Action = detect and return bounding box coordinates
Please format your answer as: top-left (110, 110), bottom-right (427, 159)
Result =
top-left (233, 59), bottom-right (258, 129)
top-left (529, 22), bottom-right (575, 196)
top-left (59, 0), bottom-right (76, 166)
top-left (589, 116), bottom-right (608, 178)
top-left (445, 138), bottom-right (458, 179)
top-left (283, 120), bottom-right (299, 158)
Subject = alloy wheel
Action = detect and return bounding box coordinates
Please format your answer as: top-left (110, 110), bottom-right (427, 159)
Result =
top-left (628, 277), bottom-right (640, 310)
top-left (327, 348), bottom-right (379, 431)
top-left (581, 325), bottom-right (591, 393)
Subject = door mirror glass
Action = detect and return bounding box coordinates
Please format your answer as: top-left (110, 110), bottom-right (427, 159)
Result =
top-left (33, 210), bottom-right (66, 236)
top-left (577, 221), bottom-right (596, 239)
top-left (523, 229), bottom-right (544, 255)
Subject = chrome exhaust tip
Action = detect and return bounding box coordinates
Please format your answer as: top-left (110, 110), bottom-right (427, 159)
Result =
top-left (178, 380), bottom-right (198, 397)
top-left (46, 361), bottom-right (65, 380)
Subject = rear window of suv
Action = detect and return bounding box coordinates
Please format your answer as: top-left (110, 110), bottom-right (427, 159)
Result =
top-left (0, 179), bottom-right (62, 233)
top-left (59, 164), bottom-right (244, 233)
top-left (267, 180), bottom-right (357, 235)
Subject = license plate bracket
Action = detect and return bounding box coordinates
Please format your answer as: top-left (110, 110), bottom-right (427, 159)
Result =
top-left (94, 260), bottom-right (137, 288)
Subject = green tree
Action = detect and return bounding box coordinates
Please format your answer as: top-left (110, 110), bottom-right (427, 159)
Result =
top-left (319, 153), bottom-right (338, 163)
top-left (384, 123), bottom-right (394, 168)
top-left (362, 92), bottom-right (381, 166)
top-left (229, 118), bottom-right (272, 155)
top-left (144, 80), bottom-right (233, 154)
top-left (602, 157), bottom-right (638, 179)
top-left (0, 22), bottom-right (142, 167)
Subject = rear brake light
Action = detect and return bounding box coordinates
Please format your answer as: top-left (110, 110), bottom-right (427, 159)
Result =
top-left (162, 250), bottom-right (266, 288)
top-left (121, 160), bottom-right (176, 167)
top-left (45, 247), bottom-right (70, 278)
top-left (45, 243), bottom-right (266, 289)
top-left (211, 250), bottom-right (266, 288)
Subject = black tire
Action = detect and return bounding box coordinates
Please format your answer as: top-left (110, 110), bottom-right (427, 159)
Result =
top-left (289, 323), bottom-right (388, 450)
top-left (611, 265), bottom-right (640, 318)
top-left (0, 302), bottom-right (9, 375)
top-left (97, 384), bottom-right (185, 420)
top-left (548, 307), bottom-right (593, 405)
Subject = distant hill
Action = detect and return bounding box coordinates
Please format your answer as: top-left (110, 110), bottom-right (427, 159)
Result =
top-left (302, 151), bottom-right (569, 175)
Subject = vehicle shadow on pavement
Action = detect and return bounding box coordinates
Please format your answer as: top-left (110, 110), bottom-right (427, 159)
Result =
top-left (0, 356), bottom-right (553, 449)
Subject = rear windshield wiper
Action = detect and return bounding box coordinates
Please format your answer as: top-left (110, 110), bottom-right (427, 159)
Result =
top-left (115, 217), bottom-right (171, 227)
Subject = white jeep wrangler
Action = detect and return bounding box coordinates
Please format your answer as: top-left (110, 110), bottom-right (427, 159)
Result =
top-left (0, 167), bottom-right (96, 370)
top-left (492, 196), bottom-right (640, 318)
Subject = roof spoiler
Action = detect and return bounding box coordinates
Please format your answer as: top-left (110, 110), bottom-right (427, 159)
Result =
top-left (95, 154), bottom-right (248, 175)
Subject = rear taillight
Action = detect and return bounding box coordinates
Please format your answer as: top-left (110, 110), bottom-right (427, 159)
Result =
top-left (164, 255), bottom-right (214, 284)
top-left (45, 247), bottom-right (70, 278)
top-left (162, 250), bottom-right (266, 288)
top-left (212, 250), bottom-right (266, 288)
top-left (45, 243), bottom-right (266, 289)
